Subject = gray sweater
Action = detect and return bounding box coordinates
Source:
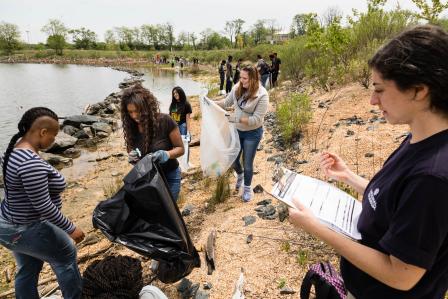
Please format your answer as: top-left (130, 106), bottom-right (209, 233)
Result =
top-left (216, 83), bottom-right (269, 131)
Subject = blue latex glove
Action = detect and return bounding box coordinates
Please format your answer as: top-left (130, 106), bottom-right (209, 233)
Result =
top-left (128, 148), bottom-right (141, 164)
top-left (152, 150), bottom-right (170, 163)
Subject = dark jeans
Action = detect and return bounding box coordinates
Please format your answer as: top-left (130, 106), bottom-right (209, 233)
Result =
top-left (233, 127), bottom-right (263, 186)
top-left (219, 73), bottom-right (225, 90)
top-left (0, 217), bottom-right (82, 299)
top-left (271, 71), bottom-right (279, 87)
top-left (226, 77), bottom-right (233, 93)
top-left (165, 167), bottom-right (181, 202)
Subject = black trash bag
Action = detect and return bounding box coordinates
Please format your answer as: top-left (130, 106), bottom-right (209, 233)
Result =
top-left (92, 155), bottom-right (200, 283)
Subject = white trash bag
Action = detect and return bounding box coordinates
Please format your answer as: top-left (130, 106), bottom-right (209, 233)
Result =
top-left (177, 135), bottom-right (190, 171)
top-left (200, 95), bottom-right (241, 177)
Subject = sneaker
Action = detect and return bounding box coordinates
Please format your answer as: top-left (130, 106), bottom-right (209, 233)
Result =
top-left (242, 185), bottom-right (252, 202)
top-left (235, 173), bottom-right (244, 192)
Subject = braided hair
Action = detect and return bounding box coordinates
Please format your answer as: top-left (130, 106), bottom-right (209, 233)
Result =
top-left (120, 83), bottom-right (160, 154)
top-left (82, 255), bottom-right (143, 299)
top-left (2, 107), bottom-right (58, 191)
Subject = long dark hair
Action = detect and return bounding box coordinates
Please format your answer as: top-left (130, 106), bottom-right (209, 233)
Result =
top-left (120, 83), bottom-right (160, 154)
top-left (2, 107), bottom-right (58, 190)
top-left (169, 86), bottom-right (187, 111)
top-left (369, 24), bottom-right (448, 116)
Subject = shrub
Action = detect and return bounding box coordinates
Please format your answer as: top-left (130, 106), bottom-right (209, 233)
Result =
top-left (276, 92), bottom-right (312, 143)
top-left (207, 171), bottom-right (231, 210)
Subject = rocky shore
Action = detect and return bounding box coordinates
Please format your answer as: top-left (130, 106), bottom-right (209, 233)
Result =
top-left (43, 68), bottom-right (144, 169)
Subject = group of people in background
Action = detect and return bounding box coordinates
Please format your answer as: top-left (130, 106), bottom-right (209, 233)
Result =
top-left (219, 53), bottom-right (281, 95)
top-left (1, 24), bottom-right (447, 299)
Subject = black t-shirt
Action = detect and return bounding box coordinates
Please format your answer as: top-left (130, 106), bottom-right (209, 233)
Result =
top-left (133, 113), bottom-right (179, 173)
top-left (341, 129), bottom-right (448, 299)
top-left (169, 101), bottom-right (192, 125)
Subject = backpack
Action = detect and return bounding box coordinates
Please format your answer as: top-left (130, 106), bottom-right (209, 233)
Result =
top-left (300, 262), bottom-right (347, 299)
top-left (258, 60), bottom-right (270, 75)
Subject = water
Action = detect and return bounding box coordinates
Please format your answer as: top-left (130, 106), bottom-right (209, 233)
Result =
top-left (0, 64), bottom-right (204, 152)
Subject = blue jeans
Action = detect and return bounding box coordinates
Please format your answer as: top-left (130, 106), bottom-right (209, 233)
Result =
top-left (233, 127), bottom-right (263, 186)
top-left (0, 217), bottom-right (82, 299)
top-left (165, 167), bottom-right (181, 202)
top-left (178, 122), bottom-right (187, 136)
top-left (260, 73), bottom-right (270, 88)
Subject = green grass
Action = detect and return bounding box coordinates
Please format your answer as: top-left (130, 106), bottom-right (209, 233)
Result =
top-left (277, 278), bottom-right (287, 289)
top-left (296, 249), bottom-right (309, 266)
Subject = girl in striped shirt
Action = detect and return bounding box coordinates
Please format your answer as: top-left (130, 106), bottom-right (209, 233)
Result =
top-left (0, 107), bottom-right (84, 299)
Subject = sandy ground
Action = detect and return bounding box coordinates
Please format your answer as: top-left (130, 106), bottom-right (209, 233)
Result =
top-left (2, 76), bottom-right (442, 298)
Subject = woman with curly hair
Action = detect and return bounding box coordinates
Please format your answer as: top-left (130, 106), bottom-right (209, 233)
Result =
top-left (120, 84), bottom-right (184, 201)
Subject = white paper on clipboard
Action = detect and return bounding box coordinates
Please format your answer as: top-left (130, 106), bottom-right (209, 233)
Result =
top-left (270, 169), bottom-right (362, 240)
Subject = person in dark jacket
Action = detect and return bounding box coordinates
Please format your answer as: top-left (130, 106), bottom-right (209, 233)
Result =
top-left (225, 55), bottom-right (234, 94)
top-left (218, 60), bottom-right (226, 95)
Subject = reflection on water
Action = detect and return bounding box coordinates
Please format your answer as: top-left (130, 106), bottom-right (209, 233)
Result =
top-left (0, 64), bottom-right (204, 152)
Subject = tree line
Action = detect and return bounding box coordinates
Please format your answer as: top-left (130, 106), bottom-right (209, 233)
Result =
top-left (0, 17), bottom-right (288, 55)
top-left (1, 0), bottom-right (448, 56)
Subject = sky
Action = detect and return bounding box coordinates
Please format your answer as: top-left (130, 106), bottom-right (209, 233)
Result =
top-left (0, 0), bottom-right (425, 44)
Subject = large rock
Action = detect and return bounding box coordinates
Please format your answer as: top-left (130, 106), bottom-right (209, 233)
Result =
top-left (73, 129), bottom-right (90, 139)
top-left (40, 152), bottom-right (73, 169)
top-left (85, 103), bottom-right (103, 115)
top-left (47, 132), bottom-right (78, 153)
top-left (91, 122), bottom-right (112, 134)
top-left (63, 148), bottom-right (81, 158)
top-left (62, 125), bottom-right (79, 136)
top-left (62, 115), bottom-right (100, 128)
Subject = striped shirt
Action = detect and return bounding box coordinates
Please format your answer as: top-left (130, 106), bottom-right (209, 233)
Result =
top-left (0, 148), bottom-right (75, 233)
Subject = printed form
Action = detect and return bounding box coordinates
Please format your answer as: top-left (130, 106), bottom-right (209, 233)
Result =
top-left (271, 169), bottom-right (362, 240)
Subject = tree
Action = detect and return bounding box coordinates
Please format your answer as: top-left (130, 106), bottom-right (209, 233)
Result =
top-left (290, 14), bottom-right (308, 37)
top-left (190, 32), bottom-right (197, 50)
top-left (199, 29), bottom-right (230, 49)
top-left (411, 0), bottom-right (448, 23)
top-left (322, 6), bottom-right (343, 26)
top-left (251, 19), bottom-right (268, 45)
top-left (115, 26), bottom-right (136, 50)
top-left (41, 19), bottom-right (68, 55)
top-left (177, 31), bottom-right (189, 49)
top-left (233, 18), bottom-right (245, 48)
top-left (265, 19), bottom-right (281, 43)
top-left (224, 21), bottom-right (236, 46)
top-left (163, 23), bottom-right (175, 51)
top-left (68, 27), bottom-right (97, 49)
top-left (0, 22), bottom-right (21, 54)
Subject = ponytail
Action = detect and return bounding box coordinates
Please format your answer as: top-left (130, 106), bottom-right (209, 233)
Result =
top-left (2, 132), bottom-right (23, 191)
top-left (2, 107), bottom-right (58, 192)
